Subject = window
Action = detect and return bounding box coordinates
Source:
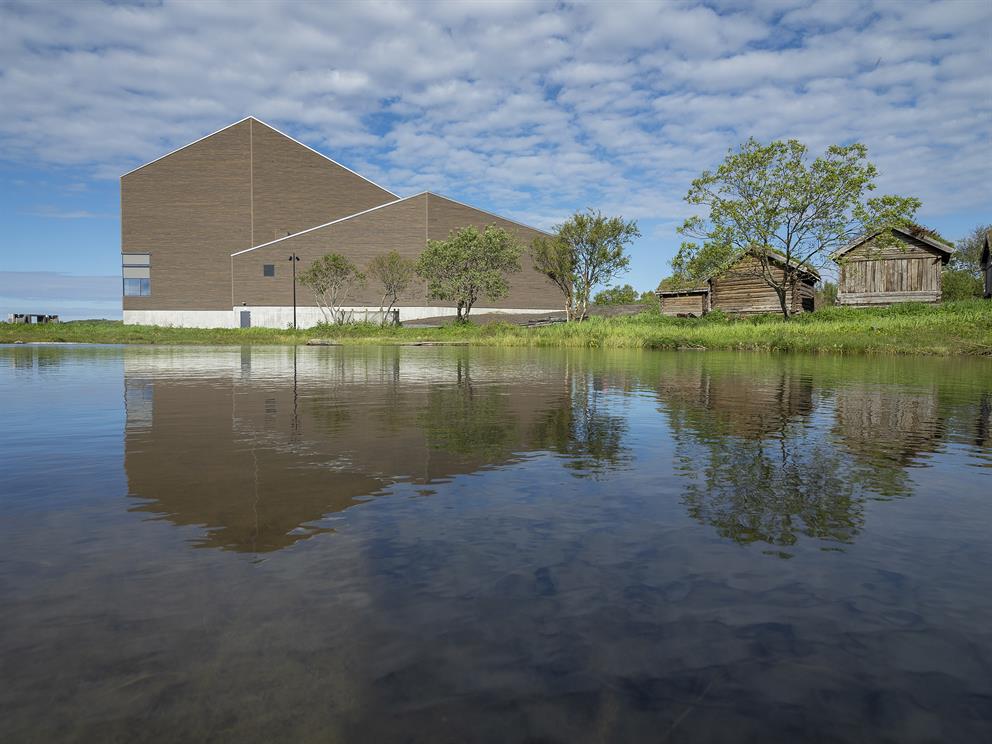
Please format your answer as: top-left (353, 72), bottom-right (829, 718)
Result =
top-left (124, 278), bottom-right (150, 296)
top-left (263, 264), bottom-right (275, 277)
top-left (122, 253), bottom-right (150, 296)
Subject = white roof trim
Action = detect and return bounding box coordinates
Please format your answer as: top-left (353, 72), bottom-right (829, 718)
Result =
top-left (121, 117), bottom-right (253, 178)
top-left (427, 192), bottom-right (553, 237)
top-left (231, 190), bottom-right (552, 257)
top-left (231, 193), bottom-right (424, 256)
top-left (121, 116), bottom-right (399, 198)
top-left (249, 117), bottom-right (398, 197)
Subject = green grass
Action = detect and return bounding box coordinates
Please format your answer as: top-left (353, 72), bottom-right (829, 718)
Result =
top-left (2, 300), bottom-right (991, 355)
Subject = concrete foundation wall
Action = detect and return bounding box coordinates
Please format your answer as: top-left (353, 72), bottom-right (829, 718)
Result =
top-left (124, 306), bottom-right (556, 329)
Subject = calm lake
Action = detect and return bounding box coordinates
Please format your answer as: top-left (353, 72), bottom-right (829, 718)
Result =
top-left (2, 344), bottom-right (991, 743)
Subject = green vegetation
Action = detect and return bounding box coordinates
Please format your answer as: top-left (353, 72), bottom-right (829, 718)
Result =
top-left (367, 250), bottom-right (417, 319)
top-left (942, 222), bottom-right (990, 301)
top-left (593, 283), bottom-right (638, 305)
top-left (532, 209), bottom-right (640, 321)
top-left (298, 253), bottom-right (365, 324)
top-left (674, 137), bottom-right (920, 318)
top-left (4, 300), bottom-right (990, 355)
top-left (417, 224), bottom-right (523, 321)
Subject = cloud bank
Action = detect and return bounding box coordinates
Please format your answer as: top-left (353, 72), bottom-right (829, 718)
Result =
top-left (1, 0), bottom-right (989, 287)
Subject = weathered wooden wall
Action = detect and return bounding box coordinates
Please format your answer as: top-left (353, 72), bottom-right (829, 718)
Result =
top-left (836, 233), bottom-right (944, 306)
top-left (709, 256), bottom-right (815, 315)
top-left (658, 293), bottom-right (707, 316)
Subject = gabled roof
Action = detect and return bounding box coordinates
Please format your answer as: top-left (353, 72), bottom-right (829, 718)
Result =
top-left (704, 247), bottom-right (820, 282)
top-left (656, 248), bottom-right (819, 295)
top-left (230, 191), bottom-right (552, 257)
top-left (740, 248), bottom-right (820, 280)
top-left (831, 226), bottom-right (955, 261)
top-left (121, 116), bottom-right (398, 198)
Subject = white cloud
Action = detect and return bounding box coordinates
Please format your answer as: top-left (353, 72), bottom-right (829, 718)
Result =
top-left (0, 0), bottom-right (989, 289)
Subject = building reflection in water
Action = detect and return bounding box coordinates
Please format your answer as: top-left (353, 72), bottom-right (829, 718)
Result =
top-left (123, 347), bottom-right (991, 557)
top-left (123, 347), bottom-right (631, 553)
top-left (649, 354), bottom-right (992, 555)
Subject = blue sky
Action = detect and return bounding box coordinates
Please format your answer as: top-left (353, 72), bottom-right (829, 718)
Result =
top-left (1, 0), bottom-right (990, 319)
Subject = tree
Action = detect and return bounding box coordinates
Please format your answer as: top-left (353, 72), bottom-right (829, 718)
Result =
top-left (367, 251), bottom-right (416, 324)
top-left (532, 235), bottom-right (577, 320)
top-left (533, 209), bottom-right (640, 321)
top-left (638, 289), bottom-right (660, 313)
top-left (298, 253), bottom-right (365, 325)
top-left (674, 138), bottom-right (920, 319)
top-left (593, 283), bottom-right (638, 305)
top-left (949, 223), bottom-right (990, 279)
top-left (817, 281), bottom-right (838, 307)
top-left (416, 225), bottom-right (522, 322)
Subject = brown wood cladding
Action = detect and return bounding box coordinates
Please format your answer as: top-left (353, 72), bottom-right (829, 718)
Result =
top-left (122, 118), bottom-right (396, 311)
top-left (424, 194), bottom-right (558, 308)
top-left (836, 231), bottom-right (944, 306)
top-left (233, 193), bottom-right (560, 310)
top-left (122, 120), bottom-right (251, 310)
top-left (710, 256), bottom-right (816, 315)
top-left (234, 196), bottom-right (430, 307)
top-left (659, 293), bottom-right (707, 316)
top-left (249, 120), bottom-right (395, 245)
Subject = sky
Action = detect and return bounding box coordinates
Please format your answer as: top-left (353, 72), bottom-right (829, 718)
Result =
top-left (1, 0), bottom-right (990, 319)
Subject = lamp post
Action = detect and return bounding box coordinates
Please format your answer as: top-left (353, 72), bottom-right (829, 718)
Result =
top-left (288, 253), bottom-right (300, 329)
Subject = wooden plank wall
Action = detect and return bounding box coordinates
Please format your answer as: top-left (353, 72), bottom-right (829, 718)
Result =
top-left (659, 293), bottom-right (707, 316)
top-left (710, 256), bottom-right (814, 315)
top-left (836, 233), bottom-right (944, 305)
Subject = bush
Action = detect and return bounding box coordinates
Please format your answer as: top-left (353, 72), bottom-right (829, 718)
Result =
top-left (942, 269), bottom-right (983, 301)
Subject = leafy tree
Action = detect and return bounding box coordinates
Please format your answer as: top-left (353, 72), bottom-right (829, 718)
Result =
top-left (367, 251), bottom-right (416, 323)
top-left (593, 283), bottom-right (638, 305)
top-left (298, 253), bottom-right (365, 325)
top-left (942, 269), bottom-right (982, 301)
top-left (532, 235), bottom-right (577, 320)
top-left (948, 223), bottom-right (990, 279)
top-left (533, 209), bottom-right (639, 321)
top-left (674, 138), bottom-right (920, 319)
top-left (817, 281), bottom-right (838, 307)
top-left (638, 289), bottom-right (660, 313)
top-left (416, 225), bottom-right (522, 322)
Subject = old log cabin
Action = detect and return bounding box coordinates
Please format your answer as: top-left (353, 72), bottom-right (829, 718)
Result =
top-left (831, 227), bottom-right (954, 307)
top-left (657, 250), bottom-right (818, 317)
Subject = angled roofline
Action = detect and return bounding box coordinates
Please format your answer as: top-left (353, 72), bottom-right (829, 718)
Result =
top-left (121, 116), bottom-right (253, 177)
top-left (231, 190), bottom-right (553, 257)
top-left (425, 192), bottom-right (554, 237)
top-left (231, 192), bottom-right (422, 256)
top-left (704, 247), bottom-right (821, 282)
top-left (250, 116), bottom-right (398, 197)
top-left (121, 116), bottom-right (399, 198)
top-left (831, 226), bottom-right (955, 261)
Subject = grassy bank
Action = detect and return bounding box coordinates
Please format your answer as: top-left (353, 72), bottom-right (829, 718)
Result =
top-left (2, 300), bottom-right (990, 355)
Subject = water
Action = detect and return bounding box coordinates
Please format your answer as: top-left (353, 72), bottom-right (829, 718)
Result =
top-left (1, 344), bottom-right (991, 743)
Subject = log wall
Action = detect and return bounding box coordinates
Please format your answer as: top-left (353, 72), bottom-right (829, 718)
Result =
top-left (710, 256), bottom-right (815, 315)
top-left (836, 233), bottom-right (944, 306)
top-left (658, 293), bottom-right (707, 316)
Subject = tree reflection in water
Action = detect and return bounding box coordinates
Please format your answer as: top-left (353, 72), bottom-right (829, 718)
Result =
top-left (530, 367), bottom-right (630, 478)
top-left (658, 360), bottom-right (861, 554)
